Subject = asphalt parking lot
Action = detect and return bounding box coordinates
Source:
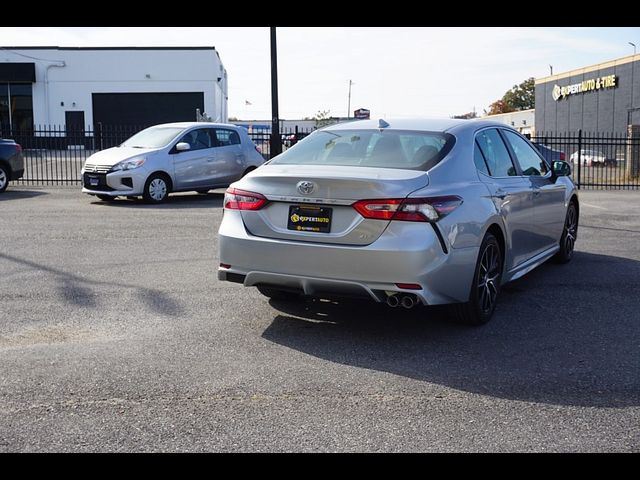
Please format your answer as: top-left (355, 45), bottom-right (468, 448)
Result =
top-left (1, 187), bottom-right (639, 452)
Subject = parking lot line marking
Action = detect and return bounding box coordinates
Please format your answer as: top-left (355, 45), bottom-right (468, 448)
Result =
top-left (581, 202), bottom-right (607, 210)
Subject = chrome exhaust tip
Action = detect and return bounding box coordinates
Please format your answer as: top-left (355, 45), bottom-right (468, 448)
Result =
top-left (400, 294), bottom-right (417, 309)
top-left (386, 294), bottom-right (400, 307)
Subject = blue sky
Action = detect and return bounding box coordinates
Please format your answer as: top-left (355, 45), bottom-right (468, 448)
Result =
top-left (1, 27), bottom-right (638, 120)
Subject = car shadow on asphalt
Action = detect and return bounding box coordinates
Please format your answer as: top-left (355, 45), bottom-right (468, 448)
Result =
top-left (261, 251), bottom-right (640, 408)
top-left (89, 192), bottom-right (224, 209)
top-left (0, 189), bottom-right (49, 201)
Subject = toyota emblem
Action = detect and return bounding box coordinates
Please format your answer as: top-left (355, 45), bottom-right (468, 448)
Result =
top-left (297, 181), bottom-right (316, 195)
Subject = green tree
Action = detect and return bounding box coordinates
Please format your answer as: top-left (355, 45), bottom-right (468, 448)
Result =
top-left (502, 77), bottom-right (535, 111)
top-left (452, 111), bottom-right (478, 119)
top-left (485, 100), bottom-right (514, 116)
top-left (485, 77), bottom-right (535, 116)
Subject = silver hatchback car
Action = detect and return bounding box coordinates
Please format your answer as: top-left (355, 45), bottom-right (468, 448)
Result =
top-left (218, 118), bottom-right (578, 324)
top-left (82, 122), bottom-right (265, 203)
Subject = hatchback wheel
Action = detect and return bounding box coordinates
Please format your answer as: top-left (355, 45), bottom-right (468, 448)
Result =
top-left (257, 285), bottom-right (300, 301)
top-left (143, 174), bottom-right (170, 203)
top-left (554, 201), bottom-right (578, 264)
top-left (451, 232), bottom-right (502, 325)
top-left (0, 165), bottom-right (8, 193)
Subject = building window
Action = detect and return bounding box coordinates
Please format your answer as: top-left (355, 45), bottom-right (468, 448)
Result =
top-left (0, 82), bottom-right (33, 135)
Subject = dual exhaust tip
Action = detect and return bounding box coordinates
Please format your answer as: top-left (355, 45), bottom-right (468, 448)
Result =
top-left (386, 293), bottom-right (418, 309)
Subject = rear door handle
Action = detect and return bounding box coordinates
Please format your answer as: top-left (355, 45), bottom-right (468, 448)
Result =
top-left (206, 157), bottom-right (215, 162)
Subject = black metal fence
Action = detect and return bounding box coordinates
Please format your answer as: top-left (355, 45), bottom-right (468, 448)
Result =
top-left (10, 124), bottom-right (315, 186)
top-left (9, 125), bottom-right (640, 190)
top-left (531, 130), bottom-right (640, 190)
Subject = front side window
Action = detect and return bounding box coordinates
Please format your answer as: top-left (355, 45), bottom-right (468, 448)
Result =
top-left (269, 129), bottom-right (455, 171)
top-left (475, 129), bottom-right (517, 177)
top-left (179, 128), bottom-right (213, 151)
top-left (502, 130), bottom-right (548, 176)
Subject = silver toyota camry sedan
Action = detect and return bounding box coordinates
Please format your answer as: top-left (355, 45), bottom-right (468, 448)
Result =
top-left (218, 118), bottom-right (578, 325)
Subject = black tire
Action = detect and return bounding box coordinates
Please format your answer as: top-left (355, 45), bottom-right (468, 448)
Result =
top-left (553, 201), bottom-right (578, 264)
top-left (143, 173), bottom-right (170, 204)
top-left (97, 194), bottom-right (116, 201)
top-left (0, 164), bottom-right (9, 193)
top-left (257, 285), bottom-right (299, 301)
top-left (450, 232), bottom-right (503, 326)
top-left (196, 189), bottom-right (210, 194)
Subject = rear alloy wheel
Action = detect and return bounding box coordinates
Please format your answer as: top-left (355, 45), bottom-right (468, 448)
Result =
top-left (451, 232), bottom-right (503, 325)
top-left (257, 285), bottom-right (300, 301)
top-left (0, 165), bottom-right (8, 193)
top-left (143, 174), bottom-right (170, 204)
top-left (554, 201), bottom-right (578, 264)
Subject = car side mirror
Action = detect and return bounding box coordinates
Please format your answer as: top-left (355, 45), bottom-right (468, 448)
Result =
top-left (552, 160), bottom-right (571, 177)
top-left (176, 142), bottom-right (191, 152)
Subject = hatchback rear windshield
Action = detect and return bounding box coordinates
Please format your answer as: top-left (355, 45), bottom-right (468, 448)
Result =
top-left (270, 129), bottom-right (455, 170)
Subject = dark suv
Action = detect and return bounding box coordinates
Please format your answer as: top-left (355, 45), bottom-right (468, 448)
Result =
top-left (0, 139), bottom-right (24, 193)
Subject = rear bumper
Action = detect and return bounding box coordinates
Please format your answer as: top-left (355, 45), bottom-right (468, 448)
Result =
top-left (218, 210), bottom-right (479, 305)
top-left (11, 168), bottom-right (24, 180)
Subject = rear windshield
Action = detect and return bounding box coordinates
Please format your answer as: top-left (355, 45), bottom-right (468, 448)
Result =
top-left (270, 129), bottom-right (455, 170)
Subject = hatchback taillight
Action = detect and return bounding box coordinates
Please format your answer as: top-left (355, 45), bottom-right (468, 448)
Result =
top-left (352, 196), bottom-right (463, 222)
top-left (224, 187), bottom-right (268, 210)
top-left (15, 143), bottom-right (22, 154)
top-left (560, 152), bottom-right (565, 161)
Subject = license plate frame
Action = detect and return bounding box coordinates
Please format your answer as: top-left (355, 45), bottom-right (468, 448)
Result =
top-left (287, 205), bottom-right (333, 233)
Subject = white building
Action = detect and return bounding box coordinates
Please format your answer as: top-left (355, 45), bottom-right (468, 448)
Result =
top-left (0, 46), bottom-right (228, 133)
top-left (483, 108), bottom-right (535, 136)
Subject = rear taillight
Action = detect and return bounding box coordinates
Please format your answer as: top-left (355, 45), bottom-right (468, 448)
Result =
top-left (560, 152), bottom-right (565, 161)
top-left (15, 143), bottom-right (22, 154)
top-left (352, 196), bottom-right (463, 222)
top-left (224, 187), bottom-right (268, 211)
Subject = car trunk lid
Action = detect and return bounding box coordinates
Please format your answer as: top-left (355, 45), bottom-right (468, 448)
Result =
top-left (236, 164), bottom-right (429, 246)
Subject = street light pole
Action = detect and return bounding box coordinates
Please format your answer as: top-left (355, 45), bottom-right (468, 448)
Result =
top-left (347, 80), bottom-right (353, 119)
top-left (270, 27), bottom-right (282, 157)
top-left (549, 64), bottom-right (553, 76)
top-left (630, 42), bottom-right (637, 55)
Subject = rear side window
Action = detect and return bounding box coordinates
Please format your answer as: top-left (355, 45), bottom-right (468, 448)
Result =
top-left (269, 129), bottom-right (455, 171)
top-left (475, 129), bottom-right (517, 177)
top-left (474, 141), bottom-right (490, 175)
top-left (502, 130), bottom-right (549, 176)
top-left (215, 129), bottom-right (241, 146)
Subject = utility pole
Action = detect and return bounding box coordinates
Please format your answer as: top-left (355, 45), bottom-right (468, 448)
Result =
top-left (270, 27), bottom-right (282, 157)
top-left (347, 80), bottom-right (353, 119)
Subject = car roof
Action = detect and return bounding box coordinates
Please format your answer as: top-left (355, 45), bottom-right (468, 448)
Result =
top-left (146, 122), bottom-right (241, 129)
top-left (322, 117), bottom-right (517, 134)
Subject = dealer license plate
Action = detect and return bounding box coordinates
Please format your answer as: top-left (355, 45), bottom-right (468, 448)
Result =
top-left (287, 205), bottom-right (332, 233)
